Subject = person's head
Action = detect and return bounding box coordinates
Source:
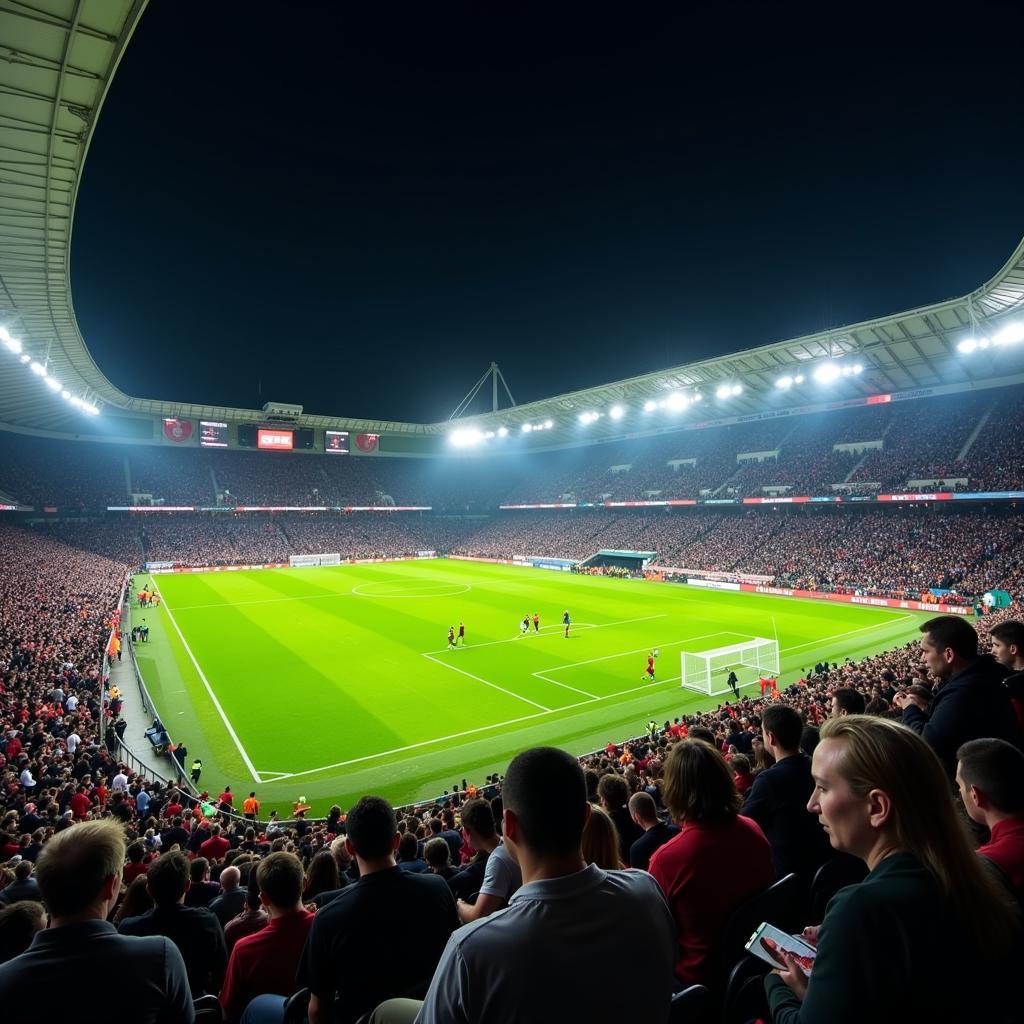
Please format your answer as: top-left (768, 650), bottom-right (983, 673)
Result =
top-left (628, 791), bottom-right (658, 827)
top-left (345, 796), bottom-right (399, 865)
top-left (34, 819), bottom-right (126, 921)
top-left (580, 805), bottom-right (622, 870)
top-left (813, 716), bottom-right (1018, 955)
top-left (919, 616), bottom-right (978, 679)
top-left (189, 857), bottom-right (209, 884)
top-left (730, 753), bottom-right (752, 776)
top-left (257, 851), bottom-right (304, 912)
top-left (662, 740), bottom-right (740, 825)
top-left (597, 773), bottom-right (629, 811)
top-left (126, 840), bottom-right (145, 865)
top-left (761, 704), bottom-right (803, 756)
top-left (219, 865), bottom-right (241, 892)
top-left (145, 851), bottom-right (190, 907)
top-left (424, 837), bottom-right (451, 871)
top-left (114, 873), bottom-right (154, 924)
top-left (990, 621), bottom-right (1024, 670)
top-left (687, 726), bottom-right (716, 746)
top-left (956, 738), bottom-right (1024, 826)
top-left (459, 797), bottom-right (496, 844)
top-left (0, 900), bottom-right (47, 964)
top-left (329, 834), bottom-right (352, 873)
top-left (13, 862), bottom-right (31, 883)
top-left (397, 833), bottom-right (419, 862)
top-left (831, 687), bottom-right (866, 718)
top-left (502, 747), bottom-right (588, 862)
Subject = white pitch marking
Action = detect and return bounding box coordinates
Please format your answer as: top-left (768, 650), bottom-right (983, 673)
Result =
top-left (781, 614), bottom-right (916, 655)
top-left (535, 631), bottom-right (741, 674)
top-left (421, 653), bottom-right (552, 712)
top-left (152, 581), bottom-right (261, 783)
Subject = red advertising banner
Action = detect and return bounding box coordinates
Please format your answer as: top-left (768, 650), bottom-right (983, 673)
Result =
top-left (741, 583), bottom-right (970, 615)
top-left (877, 492), bottom-right (954, 502)
top-left (257, 429), bottom-right (293, 450)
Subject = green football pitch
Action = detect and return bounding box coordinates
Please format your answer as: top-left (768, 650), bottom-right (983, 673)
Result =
top-left (129, 560), bottom-right (928, 814)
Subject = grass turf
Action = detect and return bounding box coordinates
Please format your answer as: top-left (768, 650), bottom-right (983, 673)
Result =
top-left (129, 560), bottom-right (928, 814)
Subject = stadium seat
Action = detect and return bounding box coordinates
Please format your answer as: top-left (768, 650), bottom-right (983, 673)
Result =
top-left (193, 995), bottom-right (222, 1023)
top-left (722, 954), bottom-right (771, 1024)
top-left (669, 983), bottom-right (711, 1024)
top-left (283, 988), bottom-right (311, 1023)
top-left (710, 872), bottom-right (801, 994)
top-left (808, 854), bottom-right (868, 924)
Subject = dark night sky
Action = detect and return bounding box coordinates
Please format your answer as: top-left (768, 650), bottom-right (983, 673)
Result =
top-left (70, 3), bottom-right (1024, 423)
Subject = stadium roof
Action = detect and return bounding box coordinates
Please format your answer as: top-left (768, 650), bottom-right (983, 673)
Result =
top-left (1, 0), bottom-right (1024, 443)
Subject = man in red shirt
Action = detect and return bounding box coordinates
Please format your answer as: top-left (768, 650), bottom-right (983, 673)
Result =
top-left (69, 785), bottom-right (91, 820)
top-left (219, 851), bottom-right (314, 1023)
top-left (956, 738), bottom-right (1024, 898)
top-left (199, 824), bottom-right (230, 863)
top-left (218, 786), bottom-right (234, 809)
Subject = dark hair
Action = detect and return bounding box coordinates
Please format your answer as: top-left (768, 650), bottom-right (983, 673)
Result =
top-left (189, 857), bottom-right (209, 883)
top-left (346, 796), bottom-right (397, 861)
top-left (597, 773), bottom-right (629, 810)
top-left (800, 725), bottom-right (820, 756)
top-left (627, 790), bottom-right (657, 823)
top-left (258, 851), bottom-right (305, 908)
top-left (762, 704), bottom-right (803, 751)
top-left (424, 837), bottom-right (450, 868)
top-left (920, 615), bottom-right (978, 660)
top-left (584, 768), bottom-right (601, 803)
top-left (865, 698), bottom-right (890, 716)
top-left (460, 797), bottom-right (495, 839)
top-left (398, 833), bottom-right (419, 862)
top-left (503, 747), bottom-right (587, 857)
top-left (126, 841), bottom-right (145, 864)
top-left (957, 738), bottom-right (1024, 815)
top-left (990, 621), bottom-right (1024, 653)
top-left (0, 900), bottom-right (47, 964)
top-left (146, 851), bottom-right (190, 906)
top-left (662, 740), bottom-right (741, 825)
top-left (687, 726), bottom-right (716, 745)
top-left (730, 753), bottom-right (752, 774)
top-left (832, 688), bottom-right (866, 715)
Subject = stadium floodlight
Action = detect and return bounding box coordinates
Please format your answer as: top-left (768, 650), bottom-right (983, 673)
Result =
top-left (715, 384), bottom-right (732, 399)
top-left (521, 422), bottom-right (533, 432)
top-left (666, 392), bottom-right (688, 411)
top-left (609, 405), bottom-right (624, 420)
top-left (45, 376), bottom-right (61, 391)
top-left (579, 410), bottom-right (600, 424)
top-left (776, 375), bottom-right (793, 390)
top-left (693, 391), bottom-right (702, 401)
top-left (994, 321), bottom-right (1024, 346)
top-left (84, 403), bottom-right (100, 415)
top-left (643, 399), bottom-right (657, 412)
top-left (29, 361), bottom-right (46, 377)
top-left (19, 353), bottom-right (30, 364)
top-left (497, 425), bottom-right (508, 437)
top-left (60, 389), bottom-right (71, 400)
top-left (544, 419), bottom-right (553, 429)
top-left (449, 428), bottom-right (484, 447)
top-left (1, 329), bottom-right (21, 354)
top-left (813, 362), bottom-right (840, 384)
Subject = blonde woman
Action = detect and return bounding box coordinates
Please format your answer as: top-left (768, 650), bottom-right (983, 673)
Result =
top-left (767, 715), bottom-right (1020, 1023)
top-left (581, 805), bottom-right (624, 870)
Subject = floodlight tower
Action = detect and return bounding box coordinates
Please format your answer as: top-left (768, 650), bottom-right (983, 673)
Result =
top-left (448, 362), bottom-right (517, 419)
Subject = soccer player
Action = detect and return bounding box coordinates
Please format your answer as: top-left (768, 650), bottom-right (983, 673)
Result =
top-left (533, 613), bottom-right (540, 633)
top-left (727, 669), bottom-right (740, 699)
top-left (457, 622), bottom-right (465, 646)
top-left (563, 610), bottom-right (571, 637)
top-left (642, 652), bottom-right (656, 683)
top-left (448, 626), bottom-right (456, 650)
top-left (520, 615), bottom-right (530, 635)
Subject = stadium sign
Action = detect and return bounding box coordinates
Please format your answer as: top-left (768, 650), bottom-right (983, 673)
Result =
top-left (747, 584), bottom-right (971, 615)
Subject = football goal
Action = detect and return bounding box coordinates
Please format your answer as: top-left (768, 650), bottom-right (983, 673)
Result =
top-left (681, 637), bottom-right (780, 696)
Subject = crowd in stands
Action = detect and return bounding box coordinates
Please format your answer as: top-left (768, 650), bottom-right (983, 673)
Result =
top-left (3, 387), bottom-right (1024, 512)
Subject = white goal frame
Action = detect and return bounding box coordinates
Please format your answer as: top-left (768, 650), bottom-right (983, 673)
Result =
top-left (681, 637), bottom-right (780, 696)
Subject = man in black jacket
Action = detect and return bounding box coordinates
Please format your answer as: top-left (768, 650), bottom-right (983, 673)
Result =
top-left (991, 620), bottom-right (1024, 728)
top-left (743, 704), bottom-right (832, 880)
top-left (895, 615), bottom-right (1018, 776)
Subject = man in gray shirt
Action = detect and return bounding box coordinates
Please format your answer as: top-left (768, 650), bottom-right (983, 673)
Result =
top-left (0, 819), bottom-right (193, 1023)
top-left (371, 746), bottom-right (677, 1024)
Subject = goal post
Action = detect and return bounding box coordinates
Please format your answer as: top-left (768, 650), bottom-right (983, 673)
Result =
top-left (681, 637), bottom-right (780, 696)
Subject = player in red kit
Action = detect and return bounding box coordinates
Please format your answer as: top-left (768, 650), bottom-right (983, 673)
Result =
top-left (533, 613), bottom-right (540, 633)
top-left (641, 653), bottom-right (656, 683)
top-left (457, 622), bottom-right (465, 646)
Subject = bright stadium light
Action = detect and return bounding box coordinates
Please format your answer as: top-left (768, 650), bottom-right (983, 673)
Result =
top-left (497, 425), bottom-right (508, 437)
top-left (521, 422), bottom-right (533, 432)
top-left (544, 419), bottom-right (553, 429)
top-left (60, 389), bottom-right (71, 400)
top-left (813, 362), bottom-right (840, 384)
top-left (579, 411), bottom-right (600, 424)
top-left (776, 375), bottom-right (793, 390)
top-left (994, 321), bottom-right (1024, 346)
top-left (1, 329), bottom-right (21, 354)
top-left (84, 403), bottom-right (100, 415)
top-left (19, 353), bottom-right (30, 364)
top-left (45, 376), bottom-right (61, 391)
top-left (666, 392), bottom-right (688, 411)
top-left (609, 405), bottom-right (624, 420)
top-left (449, 428), bottom-right (484, 447)
top-left (715, 384), bottom-right (731, 399)
top-left (29, 361), bottom-right (46, 377)
top-left (644, 399), bottom-right (657, 412)
top-left (957, 337), bottom-right (978, 354)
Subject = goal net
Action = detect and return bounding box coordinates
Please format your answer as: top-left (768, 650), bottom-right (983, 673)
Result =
top-left (681, 637), bottom-right (780, 696)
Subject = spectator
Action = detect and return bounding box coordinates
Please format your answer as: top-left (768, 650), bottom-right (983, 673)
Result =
top-left (743, 704), bottom-right (833, 881)
top-left (302, 850), bottom-right (341, 902)
top-left (731, 753), bottom-right (755, 795)
top-left (597, 773), bottom-right (644, 863)
top-left (308, 836), bottom-right (353, 909)
top-left (990, 620), bottom-right (1024, 726)
top-left (225, 883), bottom-right (268, 953)
top-left (766, 716), bottom-right (1019, 1022)
top-left (199, 824), bottom-right (230, 863)
top-left (296, 795), bottom-right (458, 1024)
top-left (113, 874), bottom-right (154, 926)
top-left (581, 804), bottom-right (624, 869)
top-left (0, 820), bottom-right (193, 1022)
top-left (456, 800), bottom-right (522, 925)
top-left (184, 857), bottom-right (220, 908)
top-left (0, 861), bottom-right (41, 906)
top-left (210, 866), bottom-right (247, 928)
top-left (396, 833), bottom-right (429, 874)
top-left (219, 852), bottom-right (314, 1024)
top-left (895, 616), bottom-right (1019, 775)
top-left (648, 739), bottom-right (774, 986)
top-left (387, 746), bottom-right (676, 1024)
top-left (423, 837), bottom-right (458, 881)
top-left (956, 738), bottom-right (1024, 898)
top-left (627, 791), bottom-right (679, 870)
top-left (830, 687), bottom-right (866, 717)
top-left (119, 849), bottom-right (228, 997)
top-left (447, 797), bottom-right (498, 902)
top-left (0, 900), bottom-right (46, 964)
top-left (425, 816), bottom-right (463, 864)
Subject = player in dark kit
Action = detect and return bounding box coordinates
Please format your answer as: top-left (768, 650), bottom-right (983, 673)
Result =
top-left (533, 613), bottom-right (540, 633)
top-left (563, 610), bottom-right (571, 637)
top-left (727, 669), bottom-right (740, 699)
top-left (448, 626), bottom-right (456, 650)
top-left (457, 622), bottom-right (465, 646)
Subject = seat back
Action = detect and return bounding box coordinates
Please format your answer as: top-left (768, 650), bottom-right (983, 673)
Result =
top-left (722, 954), bottom-right (771, 1024)
top-left (669, 983), bottom-right (711, 1024)
top-left (283, 987), bottom-right (311, 1024)
top-left (808, 854), bottom-right (867, 924)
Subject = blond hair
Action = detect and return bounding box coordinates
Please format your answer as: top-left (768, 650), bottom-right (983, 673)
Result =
top-left (34, 819), bottom-right (126, 916)
top-left (581, 805), bottom-right (622, 870)
top-left (820, 715), bottom-right (1018, 955)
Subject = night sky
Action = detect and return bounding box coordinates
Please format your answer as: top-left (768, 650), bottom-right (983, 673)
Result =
top-left (70, 4), bottom-right (1024, 423)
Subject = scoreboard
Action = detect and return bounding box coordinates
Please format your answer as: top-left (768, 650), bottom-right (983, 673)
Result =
top-left (325, 430), bottom-right (349, 453)
top-left (237, 424), bottom-right (315, 450)
top-left (199, 421), bottom-right (228, 448)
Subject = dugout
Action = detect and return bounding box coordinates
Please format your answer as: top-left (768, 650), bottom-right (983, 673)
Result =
top-left (581, 549), bottom-right (657, 572)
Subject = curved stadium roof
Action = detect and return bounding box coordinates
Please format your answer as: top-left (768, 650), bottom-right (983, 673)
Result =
top-left (1, 0), bottom-right (1024, 444)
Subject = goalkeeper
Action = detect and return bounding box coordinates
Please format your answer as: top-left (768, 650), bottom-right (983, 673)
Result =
top-left (727, 669), bottom-right (740, 699)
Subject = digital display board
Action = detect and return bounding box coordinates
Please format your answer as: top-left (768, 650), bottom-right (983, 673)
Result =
top-left (199, 421), bottom-right (229, 448)
top-left (258, 428), bottom-right (294, 450)
top-left (325, 430), bottom-right (350, 453)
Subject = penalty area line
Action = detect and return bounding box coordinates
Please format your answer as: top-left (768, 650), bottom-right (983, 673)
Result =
top-left (151, 580), bottom-right (261, 783)
top-left (421, 653), bottom-right (552, 712)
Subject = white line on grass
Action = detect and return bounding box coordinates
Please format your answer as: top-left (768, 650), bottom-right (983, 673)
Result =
top-left (534, 630), bottom-right (740, 675)
top-left (421, 653), bottom-right (552, 712)
top-left (781, 614), bottom-right (916, 656)
top-left (153, 582), bottom-right (262, 783)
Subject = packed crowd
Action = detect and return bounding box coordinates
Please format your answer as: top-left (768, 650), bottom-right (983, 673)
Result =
top-left (3, 600), bottom-right (1024, 1023)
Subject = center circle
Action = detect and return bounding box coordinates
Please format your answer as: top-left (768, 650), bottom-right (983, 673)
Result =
top-left (351, 580), bottom-right (472, 598)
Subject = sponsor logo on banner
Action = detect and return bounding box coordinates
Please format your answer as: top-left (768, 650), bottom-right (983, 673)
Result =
top-left (746, 584), bottom-right (970, 615)
top-left (687, 578), bottom-right (741, 591)
top-left (163, 419), bottom-right (193, 443)
top-left (355, 433), bottom-right (379, 452)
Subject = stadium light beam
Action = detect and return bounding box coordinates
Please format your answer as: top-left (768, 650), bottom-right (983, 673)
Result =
top-left (609, 405), bottom-right (624, 420)
top-left (497, 425), bottom-right (508, 437)
top-left (643, 399), bottom-right (657, 412)
top-left (29, 361), bottom-right (46, 377)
